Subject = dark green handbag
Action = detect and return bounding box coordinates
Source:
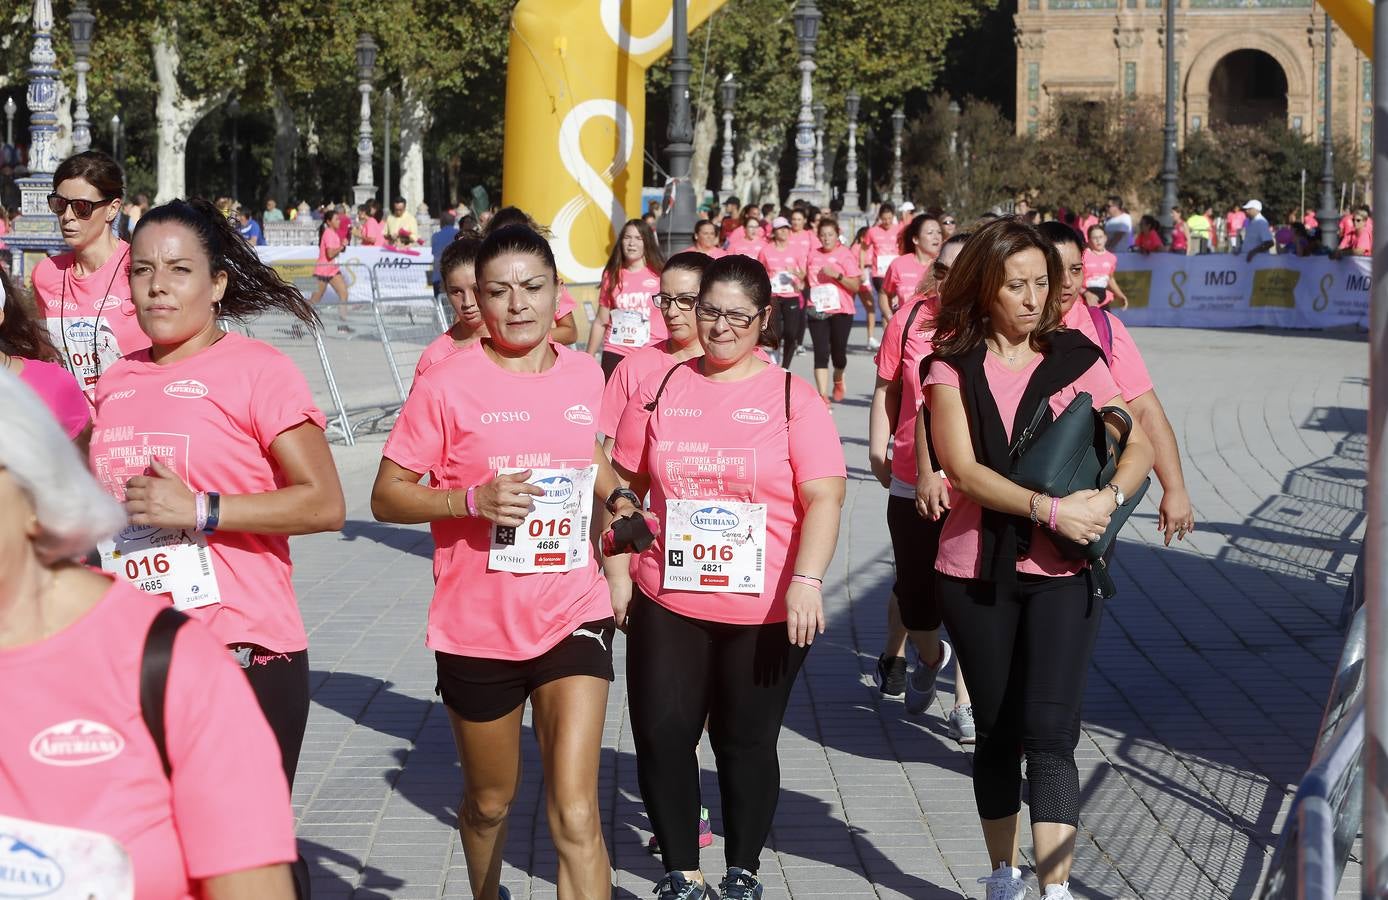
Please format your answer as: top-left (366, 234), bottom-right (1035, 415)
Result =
top-left (1008, 392), bottom-right (1150, 595)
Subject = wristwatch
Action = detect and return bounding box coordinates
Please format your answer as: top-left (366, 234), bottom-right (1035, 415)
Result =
top-left (605, 487), bottom-right (641, 515)
top-left (1105, 482), bottom-right (1125, 508)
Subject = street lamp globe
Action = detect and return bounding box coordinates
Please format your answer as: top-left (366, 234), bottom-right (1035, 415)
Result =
top-left (813, 101), bottom-right (826, 132)
top-left (846, 90), bottom-right (860, 122)
top-left (68, 0), bottom-right (94, 55)
top-left (720, 73), bottom-right (738, 113)
top-left (892, 107), bottom-right (905, 133)
top-left (792, 0), bottom-right (821, 57)
top-left (355, 33), bottom-right (379, 84)
top-left (228, 97), bottom-right (240, 118)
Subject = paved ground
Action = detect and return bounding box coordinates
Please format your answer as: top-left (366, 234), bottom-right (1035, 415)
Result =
top-left (272, 316), bottom-right (1366, 900)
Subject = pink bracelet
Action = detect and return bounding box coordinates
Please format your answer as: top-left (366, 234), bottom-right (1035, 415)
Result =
top-left (1048, 497), bottom-right (1060, 532)
top-left (465, 484), bottom-right (480, 518)
top-left (790, 574), bottom-right (823, 591)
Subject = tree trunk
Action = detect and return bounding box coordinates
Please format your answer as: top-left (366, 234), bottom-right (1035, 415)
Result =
top-left (152, 30), bottom-right (225, 203)
top-left (398, 78), bottom-right (432, 215)
top-left (689, 105), bottom-right (716, 210)
top-left (270, 86), bottom-right (296, 208)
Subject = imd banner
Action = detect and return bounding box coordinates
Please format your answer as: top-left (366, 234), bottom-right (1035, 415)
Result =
top-left (1112, 255), bottom-right (1370, 330)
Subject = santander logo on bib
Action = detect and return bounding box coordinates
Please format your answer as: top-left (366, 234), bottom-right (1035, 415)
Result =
top-left (732, 407), bottom-right (769, 424)
top-left (564, 404), bottom-right (594, 426)
top-left (163, 379), bottom-right (209, 399)
top-left (29, 720), bottom-right (125, 767)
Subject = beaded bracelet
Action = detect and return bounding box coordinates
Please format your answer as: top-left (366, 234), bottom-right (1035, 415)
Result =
top-left (1029, 492), bottom-right (1044, 526)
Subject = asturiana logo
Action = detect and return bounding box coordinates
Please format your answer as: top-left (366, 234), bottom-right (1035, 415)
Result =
top-left (29, 720), bottom-right (125, 767)
top-left (691, 506), bottom-right (740, 531)
top-left (163, 379), bottom-right (209, 399)
top-left (0, 835), bottom-right (64, 897)
top-left (65, 319), bottom-right (96, 342)
top-left (564, 404), bottom-right (594, 426)
top-left (534, 475), bottom-right (574, 504)
top-left (732, 407), bottom-right (769, 424)
top-left (118, 523), bottom-right (160, 543)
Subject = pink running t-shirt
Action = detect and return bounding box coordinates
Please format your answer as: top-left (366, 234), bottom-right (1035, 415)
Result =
top-left (360, 216), bottom-right (385, 246)
top-left (1062, 303), bottom-right (1154, 401)
top-left (787, 228), bottom-right (816, 261)
top-left (724, 233), bottom-right (767, 259)
top-left (89, 332), bottom-right (327, 652)
top-left (0, 579), bottom-right (295, 899)
top-left (875, 297), bottom-right (939, 489)
top-left (806, 245), bottom-right (862, 316)
top-left (924, 353), bottom-right (1121, 579)
top-left (32, 242), bottom-right (147, 399)
top-left (383, 341), bottom-right (612, 660)
top-left (865, 223), bottom-right (902, 276)
top-left (414, 287), bottom-right (575, 378)
top-left (682, 244), bottom-right (728, 259)
top-left (758, 243), bottom-right (808, 299)
top-left (1081, 249), bottom-right (1117, 289)
top-left (598, 341), bottom-right (686, 436)
top-left (882, 254), bottom-right (928, 306)
top-left (599, 266), bottom-right (665, 357)
top-left (315, 228), bottom-right (342, 278)
top-left (17, 357), bottom-right (90, 438)
top-left (612, 361), bottom-right (846, 625)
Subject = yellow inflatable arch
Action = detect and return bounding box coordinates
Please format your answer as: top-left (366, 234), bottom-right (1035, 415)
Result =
top-left (503, 0), bottom-right (728, 284)
top-left (1318, 0), bottom-right (1372, 58)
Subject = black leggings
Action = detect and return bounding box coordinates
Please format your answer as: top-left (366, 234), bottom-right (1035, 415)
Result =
top-left (626, 591), bottom-right (809, 873)
top-left (936, 573), bottom-right (1102, 827)
top-left (601, 351), bottom-right (625, 381)
top-left (233, 645), bottom-right (311, 789)
top-left (777, 298), bottom-right (805, 368)
top-left (807, 313), bottom-right (852, 371)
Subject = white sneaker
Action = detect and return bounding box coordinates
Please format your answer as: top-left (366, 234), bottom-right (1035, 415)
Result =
top-left (867, 335), bottom-right (881, 350)
top-left (978, 863), bottom-right (1029, 900)
top-left (1041, 884), bottom-right (1073, 899)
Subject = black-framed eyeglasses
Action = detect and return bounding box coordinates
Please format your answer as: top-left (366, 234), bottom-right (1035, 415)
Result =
top-left (694, 302), bottom-right (761, 329)
top-left (654, 292), bottom-right (698, 310)
top-left (48, 193), bottom-right (112, 219)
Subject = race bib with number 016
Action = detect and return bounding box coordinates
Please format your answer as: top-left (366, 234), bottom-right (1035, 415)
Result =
top-left (46, 317), bottom-right (123, 391)
top-left (98, 524), bottom-right (223, 611)
top-left (489, 466), bottom-right (597, 574)
top-left (810, 284), bottom-right (840, 314)
top-left (662, 499), bottom-right (767, 594)
top-left (770, 271), bottom-right (798, 294)
top-left (609, 309), bottom-right (652, 347)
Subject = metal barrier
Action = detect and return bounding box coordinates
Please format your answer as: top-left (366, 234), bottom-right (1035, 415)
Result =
top-left (1258, 566), bottom-right (1368, 899)
top-left (364, 259), bottom-right (447, 401)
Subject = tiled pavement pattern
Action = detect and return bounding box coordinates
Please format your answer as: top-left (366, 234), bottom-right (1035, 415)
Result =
top-left (280, 325), bottom-right (1366, 899)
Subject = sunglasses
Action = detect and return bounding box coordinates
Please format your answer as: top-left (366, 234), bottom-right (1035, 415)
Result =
top-left (941, 219), bottom-right (956, 226)
top-left (694, 302), bottom-right (761, 329)
top-left (48, 193), bottom-right (113, 219)
top-left (654, 292), bottom-right (698, 310)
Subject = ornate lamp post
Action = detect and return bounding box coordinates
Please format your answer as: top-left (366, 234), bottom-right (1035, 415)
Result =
top-left (383, 87), bottom-right (394, 203)
top-left (4, 97), bottom-right (16, 147)
top-left (67, 0), bottom-right (93, 154)
top-left (789, 0), bottom-right (821, 203)
top-left (843, 90), bottom-right (861, 213)
top-left (890, 107), bottom-right (905, 206)
top-left (813, 101), bottom-right (827, 206)
top-left (351, 32), bottom-right (378, 209)
top-left (7, 0), bottom-right (66, 274)
top-left (1158, 0), bottom-right (1178, 234)
top-left (719, 73), bottom-right (737, 199)
top-left (1318, 12), bottom-right (1339, 251)
top-left (658, 0), bottom-right (697, 253)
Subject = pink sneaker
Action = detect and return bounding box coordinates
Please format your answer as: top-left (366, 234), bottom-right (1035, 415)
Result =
top-left (647, 807), bottom-right (714, 852)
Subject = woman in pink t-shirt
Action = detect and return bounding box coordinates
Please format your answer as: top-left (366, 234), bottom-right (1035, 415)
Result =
top-left (586, 217), bottom-right (666, 379)
top-left (1081, 224), bottom-right (1129, 310)
top-left (307, 209), bottom-right (351, 330)
top-left (373, 224), bottom-right (640, 900)
top-left (685, 218), bottom-right (728, 259)
top-left (850, 226), bottom-right (879, 348)
top-left (806, 218), bottom-right (863, 404)
top-left (921, 218), bottom-right (1153, 898)
top-left (609, 254), bottom-right (846, 899)
top-left (758, 216), bottom-right (808, 368)
top-left (866, 233), bottom-right (974, 741)
top-left (0, 368), bottom-right (297, 899)
top-left (882, 213), bottom-right (943, 311)
top-left (724, 214), bottom-right (768, 259)
top-left (31, 150), bottom-right (147, 401)
top-left (0, 269), bottom-right (90, 445)
top-left (415, 234), bottom-right (486, 379)
top-left (90, 199), bottom-right (346, 895)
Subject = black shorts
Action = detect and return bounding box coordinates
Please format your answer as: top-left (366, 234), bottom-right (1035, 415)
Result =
top-left (886, 494), bottom-right (947, 631)
top-left (435, 617), bottom-right (617, 722)
top-left (314, 273), bottom-right (336, 282)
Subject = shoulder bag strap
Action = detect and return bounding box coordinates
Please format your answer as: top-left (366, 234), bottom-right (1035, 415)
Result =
top-left (1087, 305), bottom-right (1115, 364)
top-left (140, 606), bottom-right (189, 779)
top-left (642, 363), bottom-right (685, 412)
top-left (896, 301), bottom-right (926, 378)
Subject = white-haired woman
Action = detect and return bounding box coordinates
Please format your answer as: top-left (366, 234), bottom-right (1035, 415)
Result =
top-left (0, 369), bottom-right (298, 899)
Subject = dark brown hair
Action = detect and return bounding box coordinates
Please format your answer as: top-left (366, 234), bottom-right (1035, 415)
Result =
top-left (0, 270), bottom-right (58, 360)
top-left (601, 218), bottom-right (665, 297)
top-left (699, 254), bottom-right (779, 350)
top-left (52, 150), bottom-right (124, 199)
top-left (928, 216), bottom-right (1062, 358)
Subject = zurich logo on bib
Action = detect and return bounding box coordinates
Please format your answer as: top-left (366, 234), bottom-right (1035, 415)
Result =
top-left (0, 835), bottom-right (64, 897)
top-left (534, 475), bottom-right (575, 504)
top-left (690, 507), bottom-right (740, 531)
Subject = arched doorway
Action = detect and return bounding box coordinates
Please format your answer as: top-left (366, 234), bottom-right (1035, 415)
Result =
top-left (1209, 49), bottom-right (1288, 126)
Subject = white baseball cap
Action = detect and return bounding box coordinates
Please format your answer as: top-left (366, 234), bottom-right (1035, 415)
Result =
top-left (771, 216), bottom-right (791, 230)
top-left (1243, 199), bottom-right (1262, 212)
top-left (900, 201), bottom-right (916, 212)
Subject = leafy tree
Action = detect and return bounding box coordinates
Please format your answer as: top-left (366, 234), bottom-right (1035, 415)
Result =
top-left (1024, 95), bottom-right (1164, 214)
top-left (903, 92), bottom-right (1030, 219)
top-left (1179, 123), bottom-right (1358, 221)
